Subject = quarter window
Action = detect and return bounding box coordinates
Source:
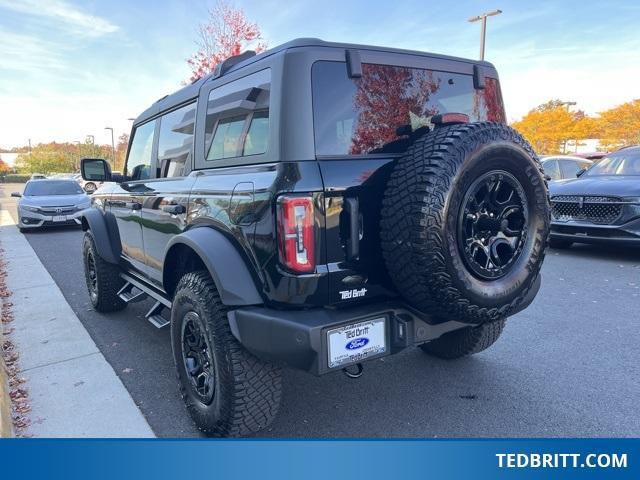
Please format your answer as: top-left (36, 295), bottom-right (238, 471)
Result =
top-left (157, 103), bottom-right (196, 177)
top-left (205, 69), bottom-right (270, 161)
top-left (126, 121), bottom-right (155, 181)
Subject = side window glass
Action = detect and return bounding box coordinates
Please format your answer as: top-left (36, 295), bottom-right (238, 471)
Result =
top-left (544, 160), bottom-right (561, 180)
top-left (243, 110), bottom-right (269, 156)
top-left (208, 115), bottom-right (246, 160)
top-left (205, 69), bottom-right (270, 162)
top-left (157, 103), bottom-right (196, 178)
top-left (559, 159), bottom-right (580, 178)
top-left (126, 121), bottom-right (155, 181)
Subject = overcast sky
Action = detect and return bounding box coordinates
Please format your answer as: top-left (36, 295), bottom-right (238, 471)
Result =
top-left (1, 0), bottom-right (639, 148)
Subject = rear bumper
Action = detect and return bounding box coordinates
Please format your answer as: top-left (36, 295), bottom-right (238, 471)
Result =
top-left (550, 218), bottom-right (640, 245)
top-left (228, 275), bottom-right (540, 376)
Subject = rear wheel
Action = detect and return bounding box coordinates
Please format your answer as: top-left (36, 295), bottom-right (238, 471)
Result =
top-left (420, 320), bottom-right (505, 359)
top-left (82, 231), bottom-right (126, 312)
top-left (381, 122), bottom-right (549, 324)
top-left (549, 237), bottom-right (572, 249)
top-left (171, 271), bottom-right (282, 437)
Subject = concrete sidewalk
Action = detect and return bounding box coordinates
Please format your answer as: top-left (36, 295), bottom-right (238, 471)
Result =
top-left (0, 207), bottom-right (154, 437)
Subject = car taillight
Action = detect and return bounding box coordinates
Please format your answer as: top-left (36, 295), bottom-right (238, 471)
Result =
top-left (277, 195), bottom-right (315, 273)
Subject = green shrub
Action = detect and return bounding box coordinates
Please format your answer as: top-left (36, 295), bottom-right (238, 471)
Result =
top-left (1, 174), bottom-right (31, 183)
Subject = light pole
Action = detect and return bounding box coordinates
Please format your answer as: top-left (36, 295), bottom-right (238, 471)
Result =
top-left (468, 9), bottom-right (502, 61)
top-left (559, 101), bottom-right (577, 153)
top-left (72, 140), bottom-right (81, 171)
top-left (105, 126), bottom-right (115, 166)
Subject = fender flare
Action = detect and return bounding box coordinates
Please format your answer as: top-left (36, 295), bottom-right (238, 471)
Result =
top-left (163, 227), bottom-right (263, 306)
top-left (80, 208), bottom-right (121, 264)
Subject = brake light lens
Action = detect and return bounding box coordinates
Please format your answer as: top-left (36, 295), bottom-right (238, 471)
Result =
top-left (277, 196), bottom-right (315, 273)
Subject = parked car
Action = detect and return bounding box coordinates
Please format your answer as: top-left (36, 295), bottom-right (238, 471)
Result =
top-left (12, 179), bottom-right (91, 233)
top-left (541, 156), bottom-right (593, 183)
top-left (549, 145), bottom-right (640, 248)
top-left (78, 38), bottom-right (549, 437)
top-left (574, 151), bottom-right (608, 162)
top-left (30, 173), bottom-right (47, 180)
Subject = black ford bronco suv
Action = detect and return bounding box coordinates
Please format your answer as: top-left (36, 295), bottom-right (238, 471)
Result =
top-left (80, 39), bottom-right (549, 437)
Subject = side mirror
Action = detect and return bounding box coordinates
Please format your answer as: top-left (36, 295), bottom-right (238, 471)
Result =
top-left (544, 174), bottom-right (552, 182)
top-left (576, 168), bottom-right (586, 177)
top-left (81, 158), bottom-right (112, 182)
top-left (11, 192), bottom-right (21, 198)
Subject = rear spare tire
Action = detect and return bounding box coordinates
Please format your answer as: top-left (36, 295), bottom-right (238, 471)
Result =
top-left (380, 122), bottom-right (549, 324)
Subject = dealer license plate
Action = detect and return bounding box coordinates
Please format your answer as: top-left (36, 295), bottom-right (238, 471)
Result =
top-left (52, 215), bottom-right (67, 222)
top-left (327, 318), bottom-right (386, 369)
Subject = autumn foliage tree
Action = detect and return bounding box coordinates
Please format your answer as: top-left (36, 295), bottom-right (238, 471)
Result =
top-left (15, 141), bottom-right (112, 174)
top-left (512, 100), bottom-right (598, 154)
top-left (186, 1), bottom-right (266, 83)
top-left (597, 99), bottom-right (640, 150)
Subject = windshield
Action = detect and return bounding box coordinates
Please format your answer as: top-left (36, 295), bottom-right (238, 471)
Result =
top-left (312, 61), bottom-right (505, 156)
top-left (585, 151), bottom-right (640, 176)
top-left (24, 180), bottom-right (84, 196)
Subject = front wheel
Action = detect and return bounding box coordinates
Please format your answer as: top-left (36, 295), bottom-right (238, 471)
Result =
top-left (171, 271), bottom-right (282, 437)
top-left (82, 231), bottom-right (126, 312)
top-left (420, 320), bottom-right (505, 359)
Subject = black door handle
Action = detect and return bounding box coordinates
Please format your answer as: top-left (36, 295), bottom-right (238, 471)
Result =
top-left (162, 204), bottom-right (186, 215)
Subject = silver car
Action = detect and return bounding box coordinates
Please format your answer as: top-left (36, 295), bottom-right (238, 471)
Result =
top-left (12, 179), bottom-right (91, 232)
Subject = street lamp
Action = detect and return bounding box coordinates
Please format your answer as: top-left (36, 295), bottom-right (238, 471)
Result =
top-left (105, 126), bottom-right (115, 165)
top-left (559, 102), bottom-right (577, 153)
top-left (468, 9), bottom-right (502, 61)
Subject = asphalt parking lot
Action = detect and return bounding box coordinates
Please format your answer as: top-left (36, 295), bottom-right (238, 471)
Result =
top-left (2, 184), bottom-right (639, 438)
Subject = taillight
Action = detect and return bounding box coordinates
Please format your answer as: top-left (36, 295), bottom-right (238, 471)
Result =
top-left (277, 195), bottom-right (315, 273)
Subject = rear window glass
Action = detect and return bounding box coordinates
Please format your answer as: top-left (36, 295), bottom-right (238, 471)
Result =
top-left (312, 61), bottom-right (505, 156)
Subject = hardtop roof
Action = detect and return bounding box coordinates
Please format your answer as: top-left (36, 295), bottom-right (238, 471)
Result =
top-left (133, 38), bottom-right (494, 126)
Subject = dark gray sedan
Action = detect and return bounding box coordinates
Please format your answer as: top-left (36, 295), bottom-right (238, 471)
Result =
top-left (12, 179), bottom-right (91, 232)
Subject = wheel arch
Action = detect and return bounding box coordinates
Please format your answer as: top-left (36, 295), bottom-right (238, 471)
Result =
top-left (162, 227), bottom-right (263, 306)
top-left (80, 209), bottom-right (122, 264)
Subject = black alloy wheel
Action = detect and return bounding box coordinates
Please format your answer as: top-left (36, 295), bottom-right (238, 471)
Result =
top-left (457, 170), bottom-right (528, 280)
top-left (181, 311), bottom-right (216, 405)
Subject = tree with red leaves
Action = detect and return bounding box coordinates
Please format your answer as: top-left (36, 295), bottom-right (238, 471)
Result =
top-left (186, 1), bottom-right (267, 83)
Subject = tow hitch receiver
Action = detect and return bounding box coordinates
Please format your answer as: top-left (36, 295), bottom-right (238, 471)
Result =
top-left (343, 363), bottom-right (364, 379)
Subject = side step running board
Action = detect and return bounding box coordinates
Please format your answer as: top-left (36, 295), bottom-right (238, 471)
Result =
top-left (117, 282), bottom-right (147, 303)
top-left (119, 273), bottom-right (172, 329)
top-left (146, 301), bottom-right (170, 329)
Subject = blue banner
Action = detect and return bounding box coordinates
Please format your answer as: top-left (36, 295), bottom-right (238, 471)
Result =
top-left (0, 439), bottom-right (636, 479)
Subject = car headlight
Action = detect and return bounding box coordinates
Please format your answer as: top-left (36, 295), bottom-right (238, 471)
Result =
top-left (21, 205), bottom-right (41, 213)
top-left (75, 202), bottom-right (91, 210)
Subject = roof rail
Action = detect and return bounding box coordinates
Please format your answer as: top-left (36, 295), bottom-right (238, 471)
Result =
top-left (212, 50), bottom-right (257, 79)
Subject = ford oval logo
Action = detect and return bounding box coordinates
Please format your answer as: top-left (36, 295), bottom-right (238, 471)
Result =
top-left (346, 337), bottom-right (369, 350)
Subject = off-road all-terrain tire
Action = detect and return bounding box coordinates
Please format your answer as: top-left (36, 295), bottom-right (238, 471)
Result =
top-left (380, 122), bottom-right (550, 324)
top-left (420, 319), bottom-right (505, 359)
top-left (171, 271), bottom-right (282, 437)
top-left (548, 237), bottom-right (572, 249)
top-left (82, 230), bottom-right (127, 312)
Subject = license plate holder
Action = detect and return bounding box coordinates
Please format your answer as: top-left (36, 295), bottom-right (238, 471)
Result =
top-left (327, 317), bottom-right (387, 369)
top-left (52, 215), bottom-right (67, 222)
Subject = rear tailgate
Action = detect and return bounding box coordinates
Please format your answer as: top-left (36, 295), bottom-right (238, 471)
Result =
top-left (319, 158), bottom-right (398, 306)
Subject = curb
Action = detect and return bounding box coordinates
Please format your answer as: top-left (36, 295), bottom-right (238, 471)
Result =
top-left (0, 328), bottom-right (13, 437)
top-left (0, 194), bottom-right (154, 437)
